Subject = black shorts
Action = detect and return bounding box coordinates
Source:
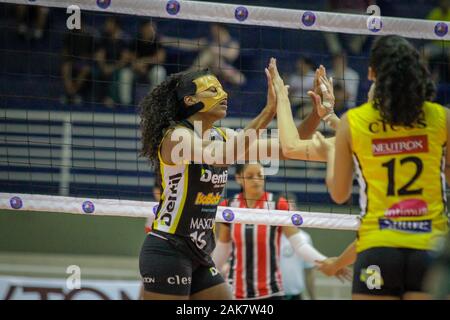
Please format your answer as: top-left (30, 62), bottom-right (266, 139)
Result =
top-left (139, 232), bottom-right (225, 296)
top-left (352, 247), bottom-right (433, 297)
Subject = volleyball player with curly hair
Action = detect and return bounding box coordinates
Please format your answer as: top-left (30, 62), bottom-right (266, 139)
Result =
top-left (275, 35), bottom-right (450, 300)
top-left (138, 58), bottom-right (330, 300)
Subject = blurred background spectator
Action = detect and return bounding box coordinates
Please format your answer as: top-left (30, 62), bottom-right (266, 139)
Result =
top-left (188, 23), bottom-right (246, 86)
top-left (16, 4), bottom-right (49, 40)
top-left (132, 21), bottom-right (167, 93)
top-left (329, 53), bottom-right (360, 108)
top-left (323, 0), bottom-right (376, 55)
top-left (333, 82), bottom-right (350, 117)
top-left (287, 57), bottom-right (316, 114)
top-left (61, 24), bottom-right (95, 105)
top-left (94, 16), bottom-right (134, 107)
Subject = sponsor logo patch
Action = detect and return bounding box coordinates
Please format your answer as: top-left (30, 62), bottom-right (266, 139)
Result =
top-left (195, 192), bottom-right (221, 206)
top-left (301, 11), bottom-right (316, 27)
top-left (9, 196), bottom-right (23, 209)
top-left (200, 169), bottom-right (228, 186)
top-left (291, 214), bottom-right (303, 226)
top-left (372, 135), bottom-right (428, 156)
top-left (385, 199), bottom-right (428, 218)
top-left (222, 209), bottom-right (235, 222)
top-left (379, 218), bottom-right (432, 233)
top-left (158, 173), bottom-right (182, 227)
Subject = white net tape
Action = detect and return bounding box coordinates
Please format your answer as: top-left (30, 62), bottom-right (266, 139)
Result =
top-left (0, 193), bottom-right (360, 230)
top-left (2, 0), bottom-right (449, 40)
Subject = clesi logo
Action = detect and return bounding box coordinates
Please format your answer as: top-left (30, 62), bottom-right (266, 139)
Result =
top-left (372, 135), bottom-right (428, 157)
top-left (385, 199), bottom-right (428, 218)
top-left (195, 192), bottom-right (222, 205)
top-left (167, 275), bottom-right (191, 285)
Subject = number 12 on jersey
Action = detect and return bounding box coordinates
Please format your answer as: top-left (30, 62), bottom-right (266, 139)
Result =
top-left (381, 156), bottom-right (423, 196)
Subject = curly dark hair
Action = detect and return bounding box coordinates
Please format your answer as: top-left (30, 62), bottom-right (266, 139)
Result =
top-left (370, 35), bottom-right (435, 126)
top-left (139, 72), bottom-right (184, 167)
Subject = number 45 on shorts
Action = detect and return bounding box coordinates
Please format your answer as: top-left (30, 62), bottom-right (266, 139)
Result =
top-left (190, 230), bottom-right (207, 249)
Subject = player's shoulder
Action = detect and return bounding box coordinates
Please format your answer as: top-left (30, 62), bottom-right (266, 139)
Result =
top-left (423, 101), bottom-right (448, 121)
top-left (423, 100), bottom-right (446, 111)
top-left (349, 101), bottom-right (372, 113)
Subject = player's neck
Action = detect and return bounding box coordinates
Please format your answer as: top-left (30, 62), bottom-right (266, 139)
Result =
top-left (186, 115), bottom-right (214, 136)
top-left (243, 191), bottom-right (264, 208)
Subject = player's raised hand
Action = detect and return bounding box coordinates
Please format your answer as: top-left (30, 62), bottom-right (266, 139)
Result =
top-left (309, 65), bottom-right (335, 119)
top-left (268, 57), bottom-right (289, 95)
top-left (264, 59), bottom-right (277, 114)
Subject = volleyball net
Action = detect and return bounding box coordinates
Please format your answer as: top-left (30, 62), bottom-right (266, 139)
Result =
top-left (1, 0), bottom-right (449, 229)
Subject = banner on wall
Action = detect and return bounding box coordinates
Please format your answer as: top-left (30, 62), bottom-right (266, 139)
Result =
top-left (0, 276), bottom-right (141, 300)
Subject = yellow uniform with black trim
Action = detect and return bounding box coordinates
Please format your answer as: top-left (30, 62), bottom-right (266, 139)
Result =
top-left (152, 120), bottom-right (228, 265)
top-left (348, 101), bottom-right (448, 253)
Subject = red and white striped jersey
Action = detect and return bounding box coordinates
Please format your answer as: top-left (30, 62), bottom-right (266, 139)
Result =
top-left (220, 192), bottom-right (289, 299)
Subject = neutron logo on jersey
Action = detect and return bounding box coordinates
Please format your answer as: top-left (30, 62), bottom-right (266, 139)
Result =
top-left (301, 11), bottom-right (316, 27)
top-left (200, 169), bottom-right (228, 188)
top-left (96, 0), bottom-right (111, 9)
top-left (235, 6), bottom-right (248, 22)
top-left (291, 214), bottom-right (303, 226)
top-left (385, 199), bottom-right (428, 218)
top-left (10, 196), bottom-right (23, 210)
top-left (82, 201), bottom-right (95, 214)
top-left (222, 209), bottom-right (235, 222)
top-left (166, 0), bottom-right (181, 16)
top-left (435, 22), bottom-right (448, 37)
top-left (372, 135), bottom-right (428, 157)
top-left (379, 218), bottom-right (432, 233)
top-left (159, 173), bottom-right (182, 227)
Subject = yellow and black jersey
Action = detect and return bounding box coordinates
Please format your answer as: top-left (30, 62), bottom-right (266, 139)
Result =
top-left (347, 101), bottom-right (448, 253)
top-left (152, 120), bottom-right (228, 265)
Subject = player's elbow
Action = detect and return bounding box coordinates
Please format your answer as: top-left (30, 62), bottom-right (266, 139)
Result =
top-left (281, 143), bottom-right (300, 159)
top-left (330, 189), bottom-right (351, 204)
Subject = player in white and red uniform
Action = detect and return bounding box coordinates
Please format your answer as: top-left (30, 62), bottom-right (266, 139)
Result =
top-left (214, 163), bottom-right (343, 300)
